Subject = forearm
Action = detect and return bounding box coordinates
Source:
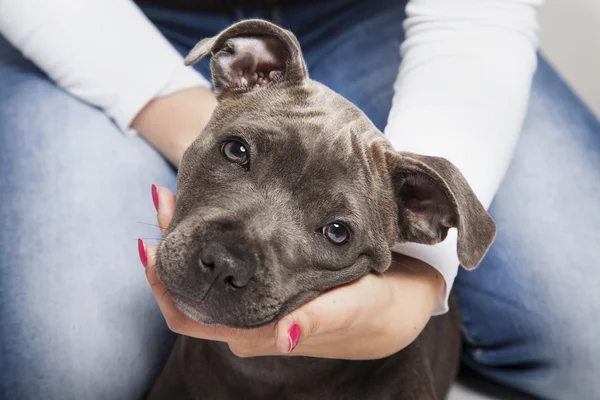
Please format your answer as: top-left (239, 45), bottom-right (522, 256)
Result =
top-left (378, 255), bottom-right (444, 353)
top-left (132, 86), bottom-right (217, 167)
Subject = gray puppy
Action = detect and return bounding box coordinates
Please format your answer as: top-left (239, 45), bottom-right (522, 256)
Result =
top-left (149, 20), bottom-right (496, 400)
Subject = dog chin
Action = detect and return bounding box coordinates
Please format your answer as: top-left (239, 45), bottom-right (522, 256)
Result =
top-left (171, 292), bottom-right (285, 329)
top-left (171, 294), bottom-right (217, 325)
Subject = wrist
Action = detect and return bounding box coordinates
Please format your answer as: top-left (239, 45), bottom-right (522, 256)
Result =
top-left (132, 86), bottom-right (218, 167)
top-left (376, 255), bottom-right (444, 355)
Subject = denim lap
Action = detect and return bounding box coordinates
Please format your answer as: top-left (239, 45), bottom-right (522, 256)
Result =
top-left (453, 56), bottom-right (600, 399)
top-left (0, 36), bottom-right (177, 399)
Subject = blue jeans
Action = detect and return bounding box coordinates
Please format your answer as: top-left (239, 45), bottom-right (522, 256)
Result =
top-left (1, 0), bottom-right (599, 399)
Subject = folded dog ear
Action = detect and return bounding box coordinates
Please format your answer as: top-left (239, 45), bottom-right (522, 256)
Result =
top-left (184, 19), bottom-right (308, 99)
top-left (387, 152), bottom-right (496, 269)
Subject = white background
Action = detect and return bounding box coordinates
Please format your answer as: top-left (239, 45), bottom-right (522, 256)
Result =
top-left (540, 0), bottom-right (600, 117)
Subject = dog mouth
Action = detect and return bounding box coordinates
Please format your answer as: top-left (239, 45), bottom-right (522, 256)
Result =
top-left (170, 291), bottom-right (280, 328)
top-left (169, 288), bottom-right (292, 329)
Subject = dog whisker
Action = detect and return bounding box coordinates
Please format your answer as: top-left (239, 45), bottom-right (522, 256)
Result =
top-left (137, 221), bottom-right (170, 230)
top-left (137, 221), bottom-right (185, 237)
top-left (379, 271), bottom-right (394, 292)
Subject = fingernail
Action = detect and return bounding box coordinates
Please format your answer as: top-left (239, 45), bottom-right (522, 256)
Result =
top-left (138, 239), bottom-right (147, 268)
top-left (151, 184), bottom-right (159, 211)
top-left (287, 324), bottom-right (300, 353)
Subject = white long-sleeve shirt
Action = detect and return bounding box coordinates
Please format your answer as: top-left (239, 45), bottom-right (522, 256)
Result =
top-left (0, 0), bottom-right (541, 314)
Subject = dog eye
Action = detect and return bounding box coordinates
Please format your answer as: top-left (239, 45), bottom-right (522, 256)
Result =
top-left (322, 222), bottom-right (350, 245)
top-left (221, 140), bottom-right (249, 167)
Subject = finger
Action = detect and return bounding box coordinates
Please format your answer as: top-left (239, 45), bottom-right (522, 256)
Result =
top-left (153, 185), bottom-right (176, 235)
top-left (273, 275), bottom-right (383, 355)
top-left (274, 302), bottom-right (347, 355)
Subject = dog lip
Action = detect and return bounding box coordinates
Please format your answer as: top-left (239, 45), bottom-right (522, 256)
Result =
top-left (171, 292), bottom-right (280, 328)
top-left (171, 293), bottom-right (216, 325)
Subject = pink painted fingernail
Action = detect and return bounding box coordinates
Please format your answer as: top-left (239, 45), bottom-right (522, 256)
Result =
top-left (151, 184), bottom-right (159, 211)
top-left (288, 324), bottom-right (300, 353)
top-left (138, 239), bottom-right (147, 268)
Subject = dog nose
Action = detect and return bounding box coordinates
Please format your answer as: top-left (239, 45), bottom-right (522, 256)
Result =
top-left (198, 242), bottom-right (254, 289)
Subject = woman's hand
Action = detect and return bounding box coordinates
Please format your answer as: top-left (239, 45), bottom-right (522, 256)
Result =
top-left (139, 186), bottom-right (445, 359)
top-left (132, 86), bottom-right (218, 168)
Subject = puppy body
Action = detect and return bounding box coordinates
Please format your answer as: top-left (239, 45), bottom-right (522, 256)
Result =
top-left (149, 20), bottom-right (494, 400)
top-left (148, 296), bottom-right (461, 400)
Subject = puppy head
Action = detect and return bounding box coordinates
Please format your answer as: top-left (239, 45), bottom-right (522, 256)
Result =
top-left (157, 20), bottom-right (496, 328)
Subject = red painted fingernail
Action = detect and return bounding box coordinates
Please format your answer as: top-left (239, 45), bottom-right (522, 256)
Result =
top-left (288, 324), bottom-right (300, 353)
top-left (151, 184), bottom-right (159, 211)
top-left (138, 239), bottom-right (147, 268)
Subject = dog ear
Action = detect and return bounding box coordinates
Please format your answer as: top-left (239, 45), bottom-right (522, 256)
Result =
top-left (387, 152), bottom-right (496, 269)
top-left (184, 19), bottom-right (308, 99)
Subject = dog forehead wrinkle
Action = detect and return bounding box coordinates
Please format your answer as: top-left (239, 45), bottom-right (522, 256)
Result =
top-left (295, 132), bottom-right (366, 194)
top-left (309, 191), bottom-right (360, 222)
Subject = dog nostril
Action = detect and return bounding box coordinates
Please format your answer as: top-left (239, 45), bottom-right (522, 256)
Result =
top-left (199, 256), bottom-right (214, 269)
top-left (224, 275), bottom-right (243, 289)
